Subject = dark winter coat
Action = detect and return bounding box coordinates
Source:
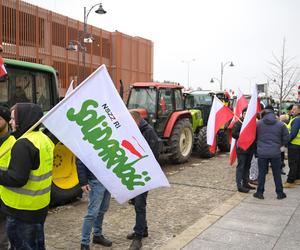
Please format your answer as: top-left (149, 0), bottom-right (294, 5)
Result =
top-left (139, 119), bottom-right (159, 160)
top-left (76, 157), bottom-right (97, 187)
top-left (256, 112), bottom-right (290, 158)
top-left (232, 118), bottom-right (256, 154)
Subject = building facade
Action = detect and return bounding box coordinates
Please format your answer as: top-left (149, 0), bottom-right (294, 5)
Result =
top-left (0, 0), bottom-right (153, 99)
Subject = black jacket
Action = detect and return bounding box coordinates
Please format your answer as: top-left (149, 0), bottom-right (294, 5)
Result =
top-left (76, 157), bottom-right (97, 187)
top-left (139, 119), bottom-right (159, 160)
top-left (232, 118), bottom-right (256, 154)
top-left (0, 103), bottom-right (48, 223)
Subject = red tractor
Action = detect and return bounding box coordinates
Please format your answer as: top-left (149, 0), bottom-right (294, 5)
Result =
top-left (127, 82), bottom-right (193, 163)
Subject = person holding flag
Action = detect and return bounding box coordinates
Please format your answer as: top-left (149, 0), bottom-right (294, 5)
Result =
top-left (232, 108), bottom-right (256, 193)
top-left (254, 105), bottom-right (290, 199)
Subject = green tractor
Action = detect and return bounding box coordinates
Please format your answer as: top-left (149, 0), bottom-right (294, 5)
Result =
top-left (127, 82), bottom-right (194, 163)
top-left (184, 90), bottom-right (232, 158)
top-left (0, 58), bottom-right (81, 206)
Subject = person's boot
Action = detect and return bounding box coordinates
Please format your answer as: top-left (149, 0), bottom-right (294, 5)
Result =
top-left (237, 186), bottom-right (250, 193)
top-left (127, 231), bottom-right (148, 240)
top-left (80, 244), bottom-right (90, 250)
top-left (253, 192), bottom-right (264, 199)
top-left (93, 235), bottom-right (112, 247)
top-left (277, 192), bottom-right (287, 200)
top-left (283, 182), bottom-right (295, 188)
top-left (129, 238), bottom-right (142, 250)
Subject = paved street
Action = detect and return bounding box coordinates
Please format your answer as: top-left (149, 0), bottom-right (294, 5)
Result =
top-left (45, 153), bottom-right (237, 249)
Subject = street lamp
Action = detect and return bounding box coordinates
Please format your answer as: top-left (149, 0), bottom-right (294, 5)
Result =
top-left (211, 61), bottom-right (234, 91)
top-left (66, 40), bottom-right (86, 83)
top-left (82, 3), bottom-right (107, 80)
top-left (181, 59), bottom-right (195, 89)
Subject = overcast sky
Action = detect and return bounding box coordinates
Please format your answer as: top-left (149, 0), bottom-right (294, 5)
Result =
top-left (25, 0), bottom-right (300, 94)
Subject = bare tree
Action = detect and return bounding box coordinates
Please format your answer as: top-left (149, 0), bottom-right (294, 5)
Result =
top-left (266, 38), bottom-right (300, 111)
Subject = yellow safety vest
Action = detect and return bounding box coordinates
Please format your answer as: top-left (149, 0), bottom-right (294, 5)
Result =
top-left (287, 117), bottom-right (300, 146)
top-left (1, 131), bottom-right (54, 210)
top-left (0, 135), bottom-right (16, 196)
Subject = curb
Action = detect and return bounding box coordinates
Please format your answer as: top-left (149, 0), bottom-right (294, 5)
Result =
top-left (159, 192), bottom-right (248, 250)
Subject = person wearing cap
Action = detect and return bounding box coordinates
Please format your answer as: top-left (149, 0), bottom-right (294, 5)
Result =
top-left (0, 106), bottom-right (16, 249)
top-left (0, 103), bottom-right (54, 249)
top-left (254, 105), bottom-right (290, 199)
top-left (284, 104), bottom-right (300, 188)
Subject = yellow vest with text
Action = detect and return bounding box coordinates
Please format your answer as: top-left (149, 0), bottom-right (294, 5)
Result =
top-left (1, 131), bottom-right (54, 210)
top-left (287, 117), bottom-right (300, 145)
top-left (0, 135), bottom-right (16, 196)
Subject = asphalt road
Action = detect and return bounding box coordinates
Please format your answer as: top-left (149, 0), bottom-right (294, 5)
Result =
top-left (45, 152), bottom-right (237, 249)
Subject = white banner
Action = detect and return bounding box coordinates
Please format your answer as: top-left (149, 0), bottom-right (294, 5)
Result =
top-left (43, 65), bottom-right (169, 203)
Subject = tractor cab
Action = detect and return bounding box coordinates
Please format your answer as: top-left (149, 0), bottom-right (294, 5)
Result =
top-left (127, 82), bottom-right (185, 137)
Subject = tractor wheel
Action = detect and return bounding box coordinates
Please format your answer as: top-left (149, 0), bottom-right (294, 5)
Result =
top-left (195, 126), bottom-right (215, 158)
top-left (169, 118), bottom-right (193, 164)
top-left (50, 142), bottom-right (82, 206)
top-left (217, 129), bottom-right (231, 152)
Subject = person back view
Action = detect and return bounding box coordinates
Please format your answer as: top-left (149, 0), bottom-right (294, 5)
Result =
top-left (254, 105), bottom-right (290, 199)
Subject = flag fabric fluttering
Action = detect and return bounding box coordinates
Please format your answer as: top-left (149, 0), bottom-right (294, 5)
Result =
top-left (207, 96), bottom-right (234, 153)
top-left (229, 89), bottom-right (248, 165)
top-left (42, 65), bottom-right (169, 204)
top-left (0, 56), bottom-right (7, 78)
top-left (237, 86), bottom-right (258, 151)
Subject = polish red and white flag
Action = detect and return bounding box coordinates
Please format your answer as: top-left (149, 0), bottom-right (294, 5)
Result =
top-left (0, 56), bottom-right (7, 78)
top-left (229, 89), bottom-right (248, 165)
top-left (237, 86), bottom-right (258, 151)
top-left (207, 96), bottom-right (234, 153)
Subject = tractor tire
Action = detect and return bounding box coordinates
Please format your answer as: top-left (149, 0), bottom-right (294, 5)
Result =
top-left (50, 142), bottom-right (82, 206)
top-left (217, 129), bottom-right (231, 152)
top-left (195, 126), bottom-right (215, 158)
top-left (169, 118), bottom-right (193, 164)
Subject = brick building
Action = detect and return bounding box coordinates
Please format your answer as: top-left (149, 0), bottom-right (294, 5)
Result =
top-left (0, 0), bottom-right (153, 99)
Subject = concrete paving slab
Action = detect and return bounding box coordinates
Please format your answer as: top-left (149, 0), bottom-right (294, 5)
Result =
top-left (182, 238), bottom-right (239, 250)
top-left (196, 227), bottom-right (277, 249)
top-left (212, 216), bottom-right (287, 236)
top-left (243, 195), bottom-right (300, 207)
top-left (273, 238), bottom-right (300, 250)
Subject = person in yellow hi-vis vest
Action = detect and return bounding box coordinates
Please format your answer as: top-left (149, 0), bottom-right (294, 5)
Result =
top-left (0, 103), bottom-right (54, 250)
top-left (284, 104), bottom-right (300, 188)
top-left (0, 106), bottom-right (16, 250)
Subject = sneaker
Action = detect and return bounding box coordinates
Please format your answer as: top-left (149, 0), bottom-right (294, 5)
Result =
top-left (80, 244), bottom-right (90, 250)
top-left (93, 235), bottom-right (112, 247)
top-left (253, 192), bottom-right (264, 199)
top-left (129, 239), bottom-right (142, 250)
top-left (283, 182), bottom-right (296, 188)
top-left (244, 183), bottom-right (256, 190)
top-left (277, 192), bottom-right (287, 200)
top-left (127, 231), bottom-right (148, 240)
top-left (294, 179), bottom-right (300, 185)
top-left (238, 187), bottom-right (250, 193)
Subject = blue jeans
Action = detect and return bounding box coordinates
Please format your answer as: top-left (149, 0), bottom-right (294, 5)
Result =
top-left (81, 179), bottom-right (111, 245)
top-left (6, 216), bottom-right (45, 250)
top-left (257, 157), bottom-right (283, 195)
top-left (133, 192), bottom-right (148, 238)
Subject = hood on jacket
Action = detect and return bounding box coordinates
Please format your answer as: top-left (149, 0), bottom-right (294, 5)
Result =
top-left (262, 111), bottom-right (277, 125)
top-left (11, 103), bottom-right (43, 139)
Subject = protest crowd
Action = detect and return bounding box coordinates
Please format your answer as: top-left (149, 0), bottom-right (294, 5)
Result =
top-left (0, 56), bottom-right (299, 249)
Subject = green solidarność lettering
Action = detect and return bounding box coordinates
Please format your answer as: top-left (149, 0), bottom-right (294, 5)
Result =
top-left (66, 99), bottom-right (151, 190)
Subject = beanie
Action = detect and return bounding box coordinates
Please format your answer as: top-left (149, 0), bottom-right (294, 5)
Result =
top-left (0, 106), bottom-right (11, 123)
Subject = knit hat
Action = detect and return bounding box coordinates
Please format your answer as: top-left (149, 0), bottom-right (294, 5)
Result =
top-left (0, 106), bottom-right (11, 123)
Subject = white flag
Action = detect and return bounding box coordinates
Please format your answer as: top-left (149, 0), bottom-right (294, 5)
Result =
top-left (43, 65), bottom-right (169, 203)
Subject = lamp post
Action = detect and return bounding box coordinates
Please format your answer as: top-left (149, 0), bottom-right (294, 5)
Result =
top-left (82, 3), bottom-right (107, 80)
top-left (66, 40), bottom-right (85, 83)
top-left (181, 59), bottom-right (195, 89)
top-left (211, 61), bottom-right (234, 91)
